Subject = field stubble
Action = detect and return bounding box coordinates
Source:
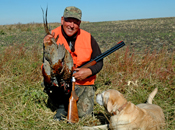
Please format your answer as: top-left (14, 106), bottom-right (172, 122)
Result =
top-left (0, 17), bottom-right (174, 129)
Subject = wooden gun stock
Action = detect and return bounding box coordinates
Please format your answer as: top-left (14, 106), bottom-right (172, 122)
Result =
top-left (67, 41), bottom-right (125, 123)
top-left (67, 77), bottom-right (79, 123)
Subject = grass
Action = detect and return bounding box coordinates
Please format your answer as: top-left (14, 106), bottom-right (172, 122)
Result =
top-left (0, 17), bottom-right (175, 129)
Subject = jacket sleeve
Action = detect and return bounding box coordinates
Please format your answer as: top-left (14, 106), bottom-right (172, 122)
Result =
top-left (88, 35), bottom-right (103, 75)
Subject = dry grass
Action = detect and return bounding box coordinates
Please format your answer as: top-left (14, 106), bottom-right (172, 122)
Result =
top-left (0, 17), bottom-right (174, 129)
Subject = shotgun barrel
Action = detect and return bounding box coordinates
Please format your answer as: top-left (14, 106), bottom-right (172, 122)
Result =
top-left (78, 41), bottom-right (125, 68)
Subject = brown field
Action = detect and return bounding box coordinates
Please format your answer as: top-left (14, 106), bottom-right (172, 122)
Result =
top-left (0, 17), bottom-right (174, 129)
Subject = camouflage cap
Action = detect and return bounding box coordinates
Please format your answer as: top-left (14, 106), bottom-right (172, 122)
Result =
top-left (63, 6), bottom-right (82, 21)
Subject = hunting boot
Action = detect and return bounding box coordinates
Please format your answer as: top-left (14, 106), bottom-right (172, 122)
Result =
top-left (53, 105), bottom-right (67, 121)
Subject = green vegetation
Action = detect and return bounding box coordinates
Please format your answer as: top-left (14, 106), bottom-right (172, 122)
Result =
top-left (0, 17), bottom-right (175, 129)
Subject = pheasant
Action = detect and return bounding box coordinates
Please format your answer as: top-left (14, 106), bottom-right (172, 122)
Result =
top-left (41, 8), bottom-right (73, 94)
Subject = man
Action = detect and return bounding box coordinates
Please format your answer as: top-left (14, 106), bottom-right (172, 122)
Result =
top-left (43, 6), bottom-right (103, 121)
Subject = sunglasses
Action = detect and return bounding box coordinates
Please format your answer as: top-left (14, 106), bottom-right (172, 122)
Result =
top-left (64, 17), bottom-right (81, 25)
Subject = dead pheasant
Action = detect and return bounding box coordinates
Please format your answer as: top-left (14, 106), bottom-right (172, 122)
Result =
top-left (41, 8), bottom-right (73, 93)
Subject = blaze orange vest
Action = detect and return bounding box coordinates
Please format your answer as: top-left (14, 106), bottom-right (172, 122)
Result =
top-left (51, 26), bottom-right (96, 85)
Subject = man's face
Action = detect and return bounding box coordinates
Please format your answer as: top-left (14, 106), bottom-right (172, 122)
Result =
top-left (61, 17), bottom-right (81, 37)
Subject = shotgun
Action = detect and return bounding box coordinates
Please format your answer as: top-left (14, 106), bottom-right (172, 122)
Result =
top-left (67, 41), bottom-right (125, 123)
top-left (67, 77), bottom-right (79, 123)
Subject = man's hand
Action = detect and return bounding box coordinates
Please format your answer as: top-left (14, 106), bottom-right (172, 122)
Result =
top-left (73, 68), bottom-right (92, 81)
top-left (43, 32), bottom-right (55, 44)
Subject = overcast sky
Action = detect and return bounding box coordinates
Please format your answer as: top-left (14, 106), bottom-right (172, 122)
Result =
top-left (0, 0), bottom-right (175, 25)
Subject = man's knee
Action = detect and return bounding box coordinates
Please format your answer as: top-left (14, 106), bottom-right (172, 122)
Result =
top-left (75, 85), bottom-right (95, 117)
top-left (77, 97), bottom-right (94, 117)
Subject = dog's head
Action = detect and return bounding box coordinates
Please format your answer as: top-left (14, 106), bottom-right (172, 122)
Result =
top-left (96, 89), bottom-right (127, 114)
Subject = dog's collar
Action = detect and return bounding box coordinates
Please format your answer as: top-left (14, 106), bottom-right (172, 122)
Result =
top-left (112, 102), bottom-right (128, 115)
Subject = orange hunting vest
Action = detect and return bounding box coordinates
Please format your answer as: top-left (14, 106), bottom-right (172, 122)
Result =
top-left (51, 26), bottom-right (96, 85)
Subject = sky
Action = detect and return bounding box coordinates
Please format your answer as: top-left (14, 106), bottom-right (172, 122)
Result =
top-left (0, 0), bottom-right (175, 25)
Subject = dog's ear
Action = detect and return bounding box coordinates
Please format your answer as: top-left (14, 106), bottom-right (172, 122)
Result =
top-left (107, 99), bottom-right (113, 113)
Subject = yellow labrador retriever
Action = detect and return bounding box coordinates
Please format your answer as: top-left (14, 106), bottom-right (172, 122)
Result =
top-left (83, 88), bottom-right (165, 130)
